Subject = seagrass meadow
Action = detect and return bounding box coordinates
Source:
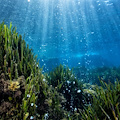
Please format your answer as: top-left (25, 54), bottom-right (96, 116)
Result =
top-left (1, 22), bottom-right (120, 120)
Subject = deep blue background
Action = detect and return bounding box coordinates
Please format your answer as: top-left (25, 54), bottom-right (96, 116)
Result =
top-left (0, 0), bottom-right (120, 71)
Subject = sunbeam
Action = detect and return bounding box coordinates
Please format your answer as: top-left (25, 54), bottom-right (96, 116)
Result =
top-left (0, 0), bottom-right (120, 70)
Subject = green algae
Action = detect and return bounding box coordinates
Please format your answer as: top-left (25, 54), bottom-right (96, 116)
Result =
top-left (45, 64), bottom-right (84, 112)
top-left (80, 80), bottom-right (120, 120)
top-left (0, 22), bottom-right (43, 119)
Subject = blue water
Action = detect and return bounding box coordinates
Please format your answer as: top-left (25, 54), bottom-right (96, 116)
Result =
top-left (0, 0), bottom-right (120, 71)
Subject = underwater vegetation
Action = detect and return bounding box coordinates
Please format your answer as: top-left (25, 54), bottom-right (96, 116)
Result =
top-left (73, 66), bottom-right (120, 85)
top-left (0, 21), bottom-right (43, 119)
top-left (45, 64), bottom-right (85, 113)
top-left (81, 80), bottom-right (120, 120)
top-left (0, 21), bottom-right (120, 120)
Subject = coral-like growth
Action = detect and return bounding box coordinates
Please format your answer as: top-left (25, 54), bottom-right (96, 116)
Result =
top-left (8, 81), bottom-right (20, 91)
top-left (0, 73), bottom-right (25, 119)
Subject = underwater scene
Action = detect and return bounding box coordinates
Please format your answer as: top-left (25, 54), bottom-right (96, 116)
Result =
top-left (0, 0), bottom-right (120, 119)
